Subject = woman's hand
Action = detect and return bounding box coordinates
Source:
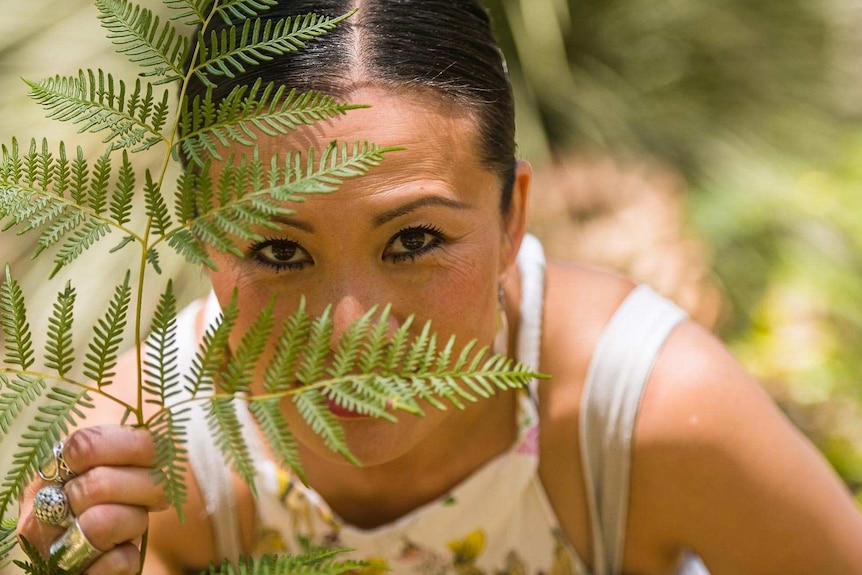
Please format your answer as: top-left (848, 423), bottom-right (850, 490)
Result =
top-left (17, 425), bottom-right (169, 575)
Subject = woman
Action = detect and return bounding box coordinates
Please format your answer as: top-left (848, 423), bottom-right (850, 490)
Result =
top-left (17, 1), bottom-right (862, 573)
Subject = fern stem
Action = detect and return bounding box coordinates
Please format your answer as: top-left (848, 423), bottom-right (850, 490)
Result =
top-left (134, 0), bottom-right (226, 425)
top-left (0, 367), bottom-right (138, 416)
top-left (0, 183), bottom-right (145, 244)
top-left (142, 368), bottom-right (539, 427)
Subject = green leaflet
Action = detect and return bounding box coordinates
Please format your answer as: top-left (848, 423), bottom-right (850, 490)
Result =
top-left (213, 0), bottom-right (279, 25)
top-left (149, 408), bottom-right (190, 519)
top-left (44, 282), bottom-right (77, 379)
top-left (163, 0), bottom-right (211, 26)
top-left (96, 0), bottom-right (190, 83)
top-left (0, 518), bottom-right (17, 569)
top-left (178, 79), bottom-right (360, 165)
top-left (0, 386), bottom-right (93, 519)
top-left (206, 550), bottom-right (368, 575)
top-left (83, 272), bottom-right (132, 388)
top-left (193, 12), bottom-right (353, 88)
top-left (144, 281), bottom-right (181, 407)
top-left (25, 71), bottom-right (169, 152)
top-left (1, 267), bottom-right (35, 371)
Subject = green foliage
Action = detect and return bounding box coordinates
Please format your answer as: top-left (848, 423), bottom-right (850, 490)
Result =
top-left (0, 0), bottom-right (542, 572)
top-left (44, 282), bottom-right (77, 379)
top-left (25, 70), bottom-right (169, 152)
top-left (192, 11), bottom-right (354, 88)
top-left (484, 0), bottom-right (849, 178)
top-left (96, 0), bottom-right (190, 84)
top-left (179, 79), bottom-right (360, 165)
top-left (13, 537), bottom-right (73, 575)
top-left (206, 549), bottom-right (368, 575)
top-left (0, 518), bottom-right (17, 569)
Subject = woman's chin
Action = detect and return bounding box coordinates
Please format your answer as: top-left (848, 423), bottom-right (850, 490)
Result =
top-left (296, 409), bottom-right (448, 468)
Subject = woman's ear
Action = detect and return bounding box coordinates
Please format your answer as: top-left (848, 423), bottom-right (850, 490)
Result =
top-left (499, 160), bottom-right (532, 273)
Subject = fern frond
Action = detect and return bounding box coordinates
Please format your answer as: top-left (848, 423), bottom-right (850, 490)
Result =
top-left (172, 141), bottom-right (393, 261)
top-left (147, 247), bottom-right (163, 273)
top-left (178, 80), bottom-right (358, 165)
top-left (51, 218), bottom-right (111, 278)
top-left (163, 0), bottom-right (211, 25)
top-left (220, 301), bottom-right (274, 394)
top-left (207, 550), bottom-right (366, 575)
top-left (25, 71), bottom-right (169, 152)
top-left (292, 388), bottom-right (354, 463)
top-left (0, 266), bottom-right (35, 371)
top-left (327, 306), bottom-right (376, 379)
top-left (357, 304), bottom-right (392, 374)
top-left (143, 281), bottom-right (180, 407)
top-left (83, 272), bottom-right (131, 388)
top-left (247, 399), bottom-right (301, 479)
top-left (88, 151), bottom-right (111, 215)
top-left (96, 0), bottom-right (189, 84)
top-left (296, 307), bottom-right (332, 386)
top-left (0, 518), bottom-right (17, 569)
top-left (44, 282), bottom-right (77, 378)
top-left (214, 0), bottom-right (278, 25)
top-left (167, 228), bottom-right (215, 268)
top-left (0, 375), bottom-right (47, 439)
top-left (145, 169), bottom-right (173, 236)
top-left (193, 12), bottom-right (353, 88)
top-left (206, 397), bottom-right (257, 495)
top-left (110, 150), bottom-right (136, 226)
top-left (262, 297), bottom-right (310, 394)
top-left (321, 379), bottom-right (395, 421)
top-left (0, 386), bottom-right (93, 518)
top-left (184, 294), bottom-right (240, 396)
top-left (149, 408), bottom-right (190, 519)
top-left (14, 536), bottom-right (72, 575)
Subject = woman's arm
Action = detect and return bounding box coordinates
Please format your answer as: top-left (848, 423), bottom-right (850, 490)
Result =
top-left (628, 320), bottom-right (862, 574)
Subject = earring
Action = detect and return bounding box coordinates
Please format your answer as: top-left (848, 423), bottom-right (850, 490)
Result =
top-left (493, 284), bottom-right (509, 356)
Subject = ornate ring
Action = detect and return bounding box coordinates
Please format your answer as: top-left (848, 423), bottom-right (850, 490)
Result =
top-left (32, 485), bottom-right (73, 527)
top-left (38, 440), bottom-right (76, 483)
top-left (49, 518), bottom-right (102, 573)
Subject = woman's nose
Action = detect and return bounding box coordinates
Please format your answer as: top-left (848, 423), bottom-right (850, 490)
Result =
top-left (328, 294), bottom-right (401, 351)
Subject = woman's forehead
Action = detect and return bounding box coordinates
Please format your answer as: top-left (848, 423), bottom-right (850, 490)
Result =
top-left (218, 87), bottom-right (496, 192)
top-left (267, 87), bottom-right (479, 151)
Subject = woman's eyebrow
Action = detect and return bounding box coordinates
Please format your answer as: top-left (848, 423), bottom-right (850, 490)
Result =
top-left (271, 215), bottom-right (315, 233)
top-left (373, 196), bottom-right (472, 227)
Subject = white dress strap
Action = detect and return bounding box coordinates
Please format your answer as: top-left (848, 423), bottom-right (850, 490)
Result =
top-left (515, 234), bottom-right (546, 400)
top-left (579, 285), bottom-right (687, 574)
top-left (181, 291), bottom-right (244, 562)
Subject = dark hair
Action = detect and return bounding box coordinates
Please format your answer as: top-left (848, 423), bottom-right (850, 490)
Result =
top-left (186, 0), bottom-right (517, 213)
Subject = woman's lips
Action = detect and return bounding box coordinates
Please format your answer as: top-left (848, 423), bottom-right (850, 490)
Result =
top-left (325, 397), bottom-right (372, 419)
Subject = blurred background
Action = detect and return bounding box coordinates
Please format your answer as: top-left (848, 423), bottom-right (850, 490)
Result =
top-left (1, 0), bottom-right (861, 533)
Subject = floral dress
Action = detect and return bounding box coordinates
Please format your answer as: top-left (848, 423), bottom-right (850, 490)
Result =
top-left (246, 389), bottom-right (587, 575)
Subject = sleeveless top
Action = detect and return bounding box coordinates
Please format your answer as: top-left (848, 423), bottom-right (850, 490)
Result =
top-left (175, 234), bottom-right (710, 575)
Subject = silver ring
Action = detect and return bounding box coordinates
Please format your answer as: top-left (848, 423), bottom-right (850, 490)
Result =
top-left (49, 518), bottom-right (102, 573)
top-left (39, 440), bottom-right (76, 483)
top-left (32, 485), bottom-right (73, 528)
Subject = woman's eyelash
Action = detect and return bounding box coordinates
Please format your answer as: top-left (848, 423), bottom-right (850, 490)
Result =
top-left (386, 224), bottom-right (446, 263)
top-left (248, 237), bottom-right (312, 272)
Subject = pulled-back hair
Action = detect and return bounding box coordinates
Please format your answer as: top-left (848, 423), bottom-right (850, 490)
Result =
top-left (185, 0), bottom-right (517, 212)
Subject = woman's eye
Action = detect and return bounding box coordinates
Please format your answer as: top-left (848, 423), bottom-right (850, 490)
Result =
top-left (384, 226), bottom-right (444, 262)
top-left (249, 239), bottom-right (313, 271)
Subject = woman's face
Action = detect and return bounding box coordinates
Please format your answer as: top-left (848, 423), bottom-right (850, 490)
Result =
top-left (206, 87), bottom-right (529, 465)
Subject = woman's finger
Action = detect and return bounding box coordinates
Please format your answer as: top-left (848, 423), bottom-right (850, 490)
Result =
top-left (61, 426), bottom-right (157, 475)
top-left (64, 466), bottom-right (169, 514)
top-left (81, 542), bottom-right (142, 575)
top-left (76, 504), bottom-right (149, 552)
